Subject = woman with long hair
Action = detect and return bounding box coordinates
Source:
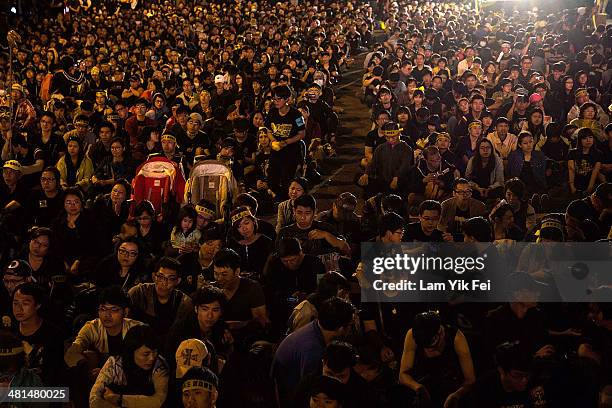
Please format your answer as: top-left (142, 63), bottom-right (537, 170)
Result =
top-left (465, 138), bottom-right (504, 200)
top-left (56, 136), bottom-right (94, 191)
top-left (93, 178), bottom-right (134, 253)
top-left (526, 108), bottom-right (546, 149)
top-left (507, 131), bottom-right (547, 196)
top-left (134, 200), bottom-right (166, 256)
top-left (568, 127), bottom-right (603, 196)
top-left (489, 202), bottom-right (524, 242)
top-left (90, 325), bottom-right (169, 407)
top-left (553, 75), bottom-right (575, 122)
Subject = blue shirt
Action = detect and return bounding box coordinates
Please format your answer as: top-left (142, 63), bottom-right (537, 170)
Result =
top-left (271, 320), bottom-right (326, 405)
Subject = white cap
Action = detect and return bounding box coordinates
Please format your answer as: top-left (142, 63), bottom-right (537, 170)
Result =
top-left (214, 74), bottom-right (225, 84)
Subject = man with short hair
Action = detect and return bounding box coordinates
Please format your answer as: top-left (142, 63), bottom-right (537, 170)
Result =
top-left (439, 179), bottom-right (487, 239)
top-left (278, 194), bottom-right (350, 257)
top-left (1, 260), bottom-right (35, 329)
top-left (1, 133), bottom-right (44, 188)
top-left (212, 248), bottom-right (268, 329)
top-left (315, 192), bottom-right (362, 251)
top-left (264, 237), bottom-right (323, 332)
top-left (128, 256), bottom-right (192, 338)
top-left (404, 200), bottom-right (445, 242)
top-left (180, 366), bottom-right (219, 408)
top-left (1, 160), bottom-right (28, 211)
top-left (12, 282), bottom-right (65, 386)
top-left (487, 117), bottom-right (517, 161)
top-left (125, 98), bottom-right (157, 145)
top-left (272, 297), bottom-right (356, 407)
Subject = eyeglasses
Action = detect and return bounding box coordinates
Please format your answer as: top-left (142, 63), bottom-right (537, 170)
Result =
top-left (40, 120), bottom-right (53, 125)
top-left (65, 200), bottom-right (80, 206)
top-left (98, 306), bottom-right (122, 314)
top-left (40, 177), bottom-right (55, 183)
top-left (136, 216), bottom-right (152, 221)
top-left (155, 273), bottom-right (178, 283)
top-left (118, 248), bottom-right (139, 258)
top-left (110, 146), bottom-right (123, 150)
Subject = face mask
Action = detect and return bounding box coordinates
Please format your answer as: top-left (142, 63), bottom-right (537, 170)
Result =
top-left (314, 79), bottom-right (325, 87)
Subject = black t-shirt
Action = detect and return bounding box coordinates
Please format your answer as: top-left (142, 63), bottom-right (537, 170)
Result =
top-left (265, 107), bottom-right (306, 141)
top-left (216, 278), bottom-right (266, 322)
top-left (568, 148), bottom-right (604, 191)
top-left (453, 206), bottom-right (471, 234)
top-left (26, 189), bottom-right (63, 228)
top-left (278, 220), bottom-right (341, 256)
top-left (18, 320), bottom-right (65, 386)
top-left (365, 129), bottom-right (386, 150)
top-left (0, 181), bottom-right (29, 209)
top-left (235, 135), bottom-right (258, 164)
top-left (107, 332), bottom-right (123, 357)
top-left (404, 221), bottom-right (444, 242)
top-left (154, 297), bottom-right (176, 335)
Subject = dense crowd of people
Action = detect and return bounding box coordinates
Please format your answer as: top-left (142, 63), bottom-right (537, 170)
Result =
top-left (1, 0), bottom-right (612, 407)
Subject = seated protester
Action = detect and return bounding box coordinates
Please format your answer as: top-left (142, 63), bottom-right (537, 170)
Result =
top-left (160, 133), bottom-right (189, 176)
top-left (179, 366), bottom-right (219, 408)
top-left (469, 341), bottom-right (539, 407)
top-left (177, 228), bottom-right (224, 294)
top-left (216, 137), bottom-right (244, 182)
top-left (56, 136), bottom-right (94, 192)
top-left (181, 113), bottom-right (208, 164)
top-left (166, 286), bottom-right (231, 367)
top-left (1, 160), bottom-right (29, 213)
top-left (305, 375), bottom-right (347, 408)
top-left (602, 123), bottom-right (612, 181)
top-left (167, 205), bottom-right (202, 257)
top-left (211, 248), bottom-right (269, 332)
top-left (64, 286), bottom-right (143, 407)
top-left (507, 131), bottom-right (548, 197)
top-left (52, 187), bottom-right (100, 277)
top-left (2, 133), bottom-right (44, 188)
top-left (89, 325), bottom-right (169, 408)
top-left (293, 341), bottom-right (377, 408)
top-left (371, 86), bottom-right (399, 128)
top-left (359, 122), bottom-right (414, 196)
top-left (12, 283), bottom-right (65, 386)
top-left (580, 182), bottom-right (612, 236)
top-left (234, 192), bottom-right (276, 241)
top-left (404, 200), bottom-right (446, 242)
top-left (363, 109), bottom-right (392, 168)
top-left (277, 194), bottom-right (351, 260)
top-left (541, 123), bottom-right (570, 191)
top-left (227, 206), bottom-right (273, 280)
top-left (398, 311), bottom-right (475, 408)
top-left (454, 120), bottom-right (484, 175)
top-left (1, 260), bottom-right (37, 329)
top-left (271, 297), bottom-right (355, 408)
top-left (18, 227), bottom-right (65, 289)
top-left (287, 271), bottom-right (350, 334)
top-left (26, 166), bottom-right (64, 228)
top-left (465, 138), bottom-right (505, 201)
top-left (128, 257), bottom-right (193, 339)
top-left (31, 111), bottom-right (67, 170)
top-left (568, 127), bottom-right (604, 197)
top-left (0, 330), bottom-right (46, 390)
top-left (92, 179), bottom-right (134, 254)
top-left (134, 200), bottom-right (167, 256)
top-left (91, 138), bottom-right (135, 196)
top-left (484, 273), bottom-right (554, 366)
top-left (232, 117), bottom-right (258, 175)
top-left (315, 192), bottom-right (362, 256)
top-left (489, 201), bottom-right (525, 242)
top-left (91, 238), bottom-right (148, 291)
top-left (504, 178), bottom-right (537, 235)
top-left (88, 121), bottom-right (114, 170)
top-left (409, 146), bottom-right (458, 207)
top-left (569, 101), bottom-right (606, 143)
top-left (263, 238), bottom-right (322, 333)
top-left (194, 199), bottom-right (223, 236)
top-left (361, 193), bottom-right (405, 240)
top-left (439, 179), bottom-right (487, 239)
top-left (486, 116), bottom-right (517, 163)
top-left (276, 177), bottom-right (310, 234)
top-left (125, 98), bottom-right (158, 146)
top-left (434, 132), bottom-right (458, 169)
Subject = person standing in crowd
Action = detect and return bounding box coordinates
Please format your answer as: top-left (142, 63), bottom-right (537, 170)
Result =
top-left (265, 85), bottom-right (306, 199)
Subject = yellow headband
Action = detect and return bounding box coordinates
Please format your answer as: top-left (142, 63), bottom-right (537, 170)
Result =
top-left (195, 204), bottom-right (215, 218)
top-left (0, 346), bottom-right (24, 356)
top-left (468, 121), bottom-right (482, 130)
top-left (436, 132), bottom-right (451, 141)
top-left (381, 128), bottom-right (403, 137)
top-left (231, 209), bottom-right (253, 225)
top-left (182, 379), bottom-right (214, 392)
top-left (161, 134), bottom-right (177, 143)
